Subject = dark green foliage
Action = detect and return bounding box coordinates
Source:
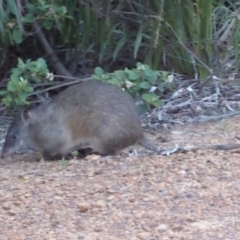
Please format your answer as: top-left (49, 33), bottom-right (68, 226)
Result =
top-left (0, 58), bottom-right (50, 106)
top-left (1, 0), bottom-right (240, 108)
top-left (1, 1), bottom-right (239, 75)
top-left (92, 62), bottom-right (169, 113)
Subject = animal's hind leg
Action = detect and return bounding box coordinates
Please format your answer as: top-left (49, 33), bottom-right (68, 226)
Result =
top-left (89, 138), bottom-right (119, 156)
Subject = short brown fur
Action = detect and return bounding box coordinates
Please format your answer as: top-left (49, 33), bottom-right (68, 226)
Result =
top-left (1, 81), bottom-right (159, 159)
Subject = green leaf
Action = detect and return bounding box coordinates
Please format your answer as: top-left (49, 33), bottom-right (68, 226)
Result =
top-left (108, 77), bottom-right (121, 87)
top-left (136, 62), bottom-right (143, 69)
top-left (94, 67), bottom-right (104, 77)
top-left (29, 62), bottom-right (39, 72)
top-left (26, 59), bottom-right (32, 65)
top-left (39, 68), bottom-right (49, 74)
top-left (11, 68), bottom-right (22, 77)
top-left (144, 67), bottom-right (153, 77)
top-left (56, 6), bottom-right (67, 16)
top-left (63, 15), bottom-right (73, 20)
top-left (2, 95), bottom-right (13, 107)
top-left (0, 90), bottom-right (7, 96)
top-left (115, 70), bottom-right (127, 82)
top-left (92, 74), bottom-right (101, 80)
top-left (32, 76), bottom-right (42, 83)
top-left (24, 85), bottom-right (34, 93)
top-left (128, 71), bottom-right (139, 81)
top-left (43, 20), bottom-right (53, 30)
top-left (139, 81), bottom-right (151, 89)
top-left (141, 92), bottom-right (158, 104)
top-left (159, 71), bottom-right (169, 79)
top-left (7, 82), bottom-right (17, 93)
top-left (26, 3), bottom-right (38, 13)
top-left (157, 82), bottom-right (164, 92)
top-left (152, 99), bottom-right (164, 107)
top-left (124, 68), bottom-right (131, 75)
top-left (12, 28), bottom-right (23, 44)
top-left (17, 92), bottom-right (28, 102)
top-left (145, 70), bottom-right (157, 83)
top-left (37, 58), bottom-right (47, 68)
top-left (37, 0), bottom-right (46, 7)
top-left (23, 13), bottom-right (34, 23)
top-left (17, 58), bottom-right (26, 70)
top-left (10, 74), bottom-right (20, 83)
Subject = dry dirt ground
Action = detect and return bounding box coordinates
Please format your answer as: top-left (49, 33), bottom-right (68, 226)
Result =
top-left (1, 116), bottom-right (240, 240)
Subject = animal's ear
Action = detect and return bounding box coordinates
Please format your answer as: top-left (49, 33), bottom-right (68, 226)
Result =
top-left (21, 110), bottom-right (32, 123)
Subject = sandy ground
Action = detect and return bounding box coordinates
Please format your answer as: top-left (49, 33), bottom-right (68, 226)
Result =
top-left (1, 116), bottom-right (240, 240)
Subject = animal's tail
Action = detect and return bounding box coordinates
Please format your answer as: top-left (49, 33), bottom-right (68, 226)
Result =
top-left (139, 137), bottom-right (160, 153)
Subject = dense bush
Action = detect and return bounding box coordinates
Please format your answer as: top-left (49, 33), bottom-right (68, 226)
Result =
top-left (0, 0), bottom-right (239, 109)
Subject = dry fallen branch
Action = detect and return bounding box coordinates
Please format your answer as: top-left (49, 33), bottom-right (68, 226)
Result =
top-left (144, 74), bottom-right (240, 129)
top-left (161, 143), bottom-right (240, 155)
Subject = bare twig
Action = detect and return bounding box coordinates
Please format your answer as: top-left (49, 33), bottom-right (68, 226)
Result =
top-left (28, 76), bottom-right (92, 97)
top-left (23, 0), bottom-right (74, 78)
top-left (197, 72), bottom-right (216, 95)
top-left (195, 111), bottom-right (240, 122)
top-left (169, 143), bottom-right (240, 154)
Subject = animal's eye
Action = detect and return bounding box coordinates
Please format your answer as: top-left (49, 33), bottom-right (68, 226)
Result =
top-left (11, 134), bottom-right (17, 139)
